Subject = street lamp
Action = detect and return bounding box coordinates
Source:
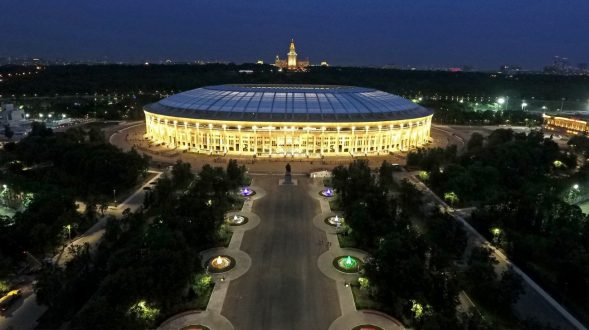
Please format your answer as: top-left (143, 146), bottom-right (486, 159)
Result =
top-left (64, 224), bottom-right (72, 240)
top-left (113, 189), bottom-right (116, 205)
top-left (521, 102), bottom-right (528, 111)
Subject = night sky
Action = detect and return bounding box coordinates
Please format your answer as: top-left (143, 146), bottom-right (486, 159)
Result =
top-left (1, 0), bottom-right (588, 69)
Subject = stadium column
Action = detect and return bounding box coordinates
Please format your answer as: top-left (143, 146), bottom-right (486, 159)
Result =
top-left (237, 126), bottom-right (242, 154)
top-left (269, 127), bottom-right (272, 156)
top-left (336, 127), bottom-right (341, 154)
top-left (253, 126), bottom-right (257, 155)
top-left (196, 124), bottom-right (200, 153)
top-left (222, 125), bottom-right (227, 153)
top-left (207, 124), bottom-right (212, 153)
top-left (351, 127), bottom-right (356, 154)
top-left (364, 126), bottom-right (369, 154)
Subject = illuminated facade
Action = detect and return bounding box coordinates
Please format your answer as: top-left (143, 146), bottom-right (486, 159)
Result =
top-left (543, 114), bottom-right (589, 135)
top-left (274, 39), bottom-right (309, 71)
top-left (144, 85), bottom-right (433, 157)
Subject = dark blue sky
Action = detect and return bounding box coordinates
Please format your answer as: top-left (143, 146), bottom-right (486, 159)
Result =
top-left (1, 0), bottom-right (588, 69)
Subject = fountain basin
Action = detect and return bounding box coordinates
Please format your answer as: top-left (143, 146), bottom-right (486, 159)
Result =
top-left (351, 325), bottom-right (384, 330)
top-left (320, 188), bottom-right (335, 197)
top-left (333, 255), bottom-right (363, 273)
top-left (207, 255), bottom-right (236, 273)
top-left (180, 326), bottom-right (211, 330)
top-left (226, 214), bottom-right (249, 226)
top-left (324, 215), bottom-right (344, 227)
top-left (239, 187), bottom-right (256, 197)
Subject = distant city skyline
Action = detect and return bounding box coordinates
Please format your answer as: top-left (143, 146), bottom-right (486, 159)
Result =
top-left (1, 0), bottom-right (588, 69)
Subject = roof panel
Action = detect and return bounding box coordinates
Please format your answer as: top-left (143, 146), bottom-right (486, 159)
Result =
top-left (150, 84), bottom-right (432, 122)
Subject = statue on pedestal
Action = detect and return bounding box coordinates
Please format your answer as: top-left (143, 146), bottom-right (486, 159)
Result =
top-left (284, 163), bottom-right (292, 184)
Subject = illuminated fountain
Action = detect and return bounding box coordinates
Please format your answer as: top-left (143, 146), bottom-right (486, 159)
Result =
top-left (240, 187), bottom-right (256, 197)
top-left (325, 215), bottom-right (344, 227)
top-left (207, 255), bottom-right (235, 273)
top-left (351, 325), bottom-right (383, 330)
top-left (226, 214), bottom-right (248, 226)
top-left (180, 325), bottom-right (211, 330)
top-left (320, 188), bottom-right (334, 197)
top-left (333, 255), bottom-right (363, 273)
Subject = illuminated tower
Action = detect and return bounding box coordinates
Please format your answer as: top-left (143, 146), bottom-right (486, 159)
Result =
top-left (287, 39), bottom-right (297, 68)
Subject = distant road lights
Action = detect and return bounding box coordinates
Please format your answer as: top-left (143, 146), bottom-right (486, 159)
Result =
top-left (521, 102), bottom-right (528, 111)
top-left (542, 105), bottom-right (547, 110)
top-left (39, 113), bottom-right (44, 118)
top-left (62, 114), bottom-right (66, 118)
top-left (574, 184), bottom-right (580, 190)
top-left (48, 114), bottom-right (52, 119)
top-left (25, 114), bottom-right (30, 118)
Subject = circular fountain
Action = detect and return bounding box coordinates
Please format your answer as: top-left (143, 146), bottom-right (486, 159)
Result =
top-left (226, 214), bottom-right (248, 226)
top-left (239, 187), bottom-right (256, 197)
top-left (351, 325), bottom-right (383, 330)
top-left (320, 188), bottom-right (335, 198)
top-left (207, 255), bottom-right (235, 273)
top-left (325, 215), bottom-right (344, 227)
top-left (333, 255), bottom-right (363, 273)
top-left (180, 325), bottom-right (211, 330)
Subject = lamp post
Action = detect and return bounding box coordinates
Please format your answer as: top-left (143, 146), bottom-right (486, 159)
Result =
top-left (113, 189), bottom-right (117, 205)
top-left (521, 102), bottom-right (528, 111)
top-left (497, 97), bottom-right (506, 111)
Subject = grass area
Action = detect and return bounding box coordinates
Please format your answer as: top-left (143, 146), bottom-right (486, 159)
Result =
top-left (156, 284), bottom-right (214, 325)
top-left (351, 284), bottom-right (380, 310)
top-left (337, 233), bottom-right (358, 249)
top-left (217, 227), bottom-right (233, 248)
top-left (230, 197), bottom-right (245, 211)
top-left (329, 199), bottom-right (342, 212)
top-left (467, 292), bottom-right (520, 329)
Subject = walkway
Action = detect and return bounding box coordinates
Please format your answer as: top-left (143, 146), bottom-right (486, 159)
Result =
top-left (222, 175), bottom-right (340, 329)
top-left (396, 171), bottom-right (586, 330)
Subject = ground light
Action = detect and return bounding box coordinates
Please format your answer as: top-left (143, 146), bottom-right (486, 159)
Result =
top-left (320, 188), bottom-right (334, 197)
top-left (207, 255), bottom-right (235, 273)
top-left (333, 255), bottom-right (363, 273)
top-left (240, 187), bottom-right (255, 197)
top-left (226, 214), bottom-right (248, 226)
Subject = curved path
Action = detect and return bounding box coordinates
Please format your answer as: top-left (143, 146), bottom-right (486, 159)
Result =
top-left (222, 175), bottom-right (340, 329)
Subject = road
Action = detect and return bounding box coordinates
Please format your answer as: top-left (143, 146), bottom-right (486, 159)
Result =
top-left (0, 171), bottom-right (162, 330)
top-left (222, 176), bottom-right (340, 329)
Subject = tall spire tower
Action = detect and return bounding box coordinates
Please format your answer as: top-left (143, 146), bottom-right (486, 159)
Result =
top-left (287, 38), bottom-right (297, 68)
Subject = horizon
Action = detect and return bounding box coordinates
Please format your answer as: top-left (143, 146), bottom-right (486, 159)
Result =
top-left (1, 1), bottom-right (589, 70)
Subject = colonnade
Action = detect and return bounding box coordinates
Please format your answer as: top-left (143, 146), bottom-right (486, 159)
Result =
top-left (144, 112), bottom-right (432, 157)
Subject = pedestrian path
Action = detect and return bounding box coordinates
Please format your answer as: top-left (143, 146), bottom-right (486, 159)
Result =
top-left (158, 184), bottom-right (266, 330)
top-left (309, 181), bottom-right (404, 330)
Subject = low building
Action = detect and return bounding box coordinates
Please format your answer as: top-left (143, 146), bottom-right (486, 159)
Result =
top-left (543, 114), bottom-right (589, 135)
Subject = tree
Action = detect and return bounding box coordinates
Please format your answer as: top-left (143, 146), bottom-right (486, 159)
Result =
top-left (378, 160), bottom-right (395, 190)
top-left (171, 160), bottom-right (193, 189)
top-left (467, 132), bottom-right (484, 152)
top-left (3, 125), bottom-right (14, 139)
top-left (226, 159), bottom-right (246, 189)
top-left (496, 268), bottom-right (524, 307)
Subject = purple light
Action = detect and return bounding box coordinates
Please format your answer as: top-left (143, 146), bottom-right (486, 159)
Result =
top-left (321, 188), bottom-right (334, 197)
top-left (240, 187), bottom-right (254, 196)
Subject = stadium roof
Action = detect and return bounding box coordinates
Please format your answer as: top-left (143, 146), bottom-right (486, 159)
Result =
top-left (145, 84), bottom-right (432, 122)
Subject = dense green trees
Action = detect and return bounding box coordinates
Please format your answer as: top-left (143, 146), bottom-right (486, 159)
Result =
top-left (409, 128), bottom-right (589, 323)
top-left (35, 162), bottom-right (237, 329)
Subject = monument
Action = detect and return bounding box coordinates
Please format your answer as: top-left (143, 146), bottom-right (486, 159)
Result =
top-left (284, 163), bottom-right (292, 184)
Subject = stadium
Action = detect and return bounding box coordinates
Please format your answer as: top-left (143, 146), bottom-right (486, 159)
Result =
top-left (143, 84), bottom-right (433, 157)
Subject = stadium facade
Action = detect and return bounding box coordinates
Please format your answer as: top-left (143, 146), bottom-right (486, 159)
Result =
top-left (144, 84), bottom-right (433, 157)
